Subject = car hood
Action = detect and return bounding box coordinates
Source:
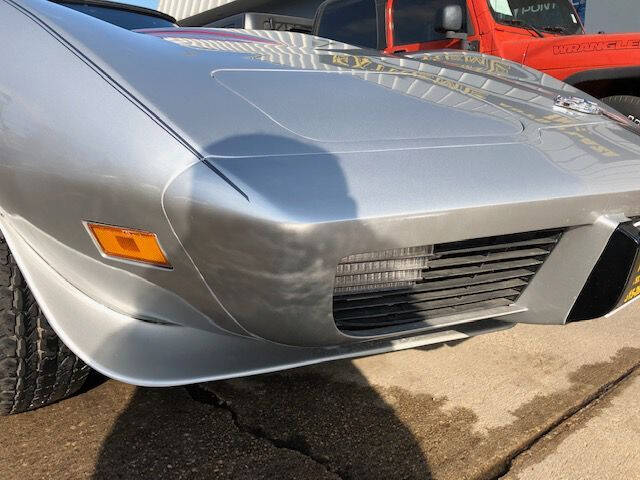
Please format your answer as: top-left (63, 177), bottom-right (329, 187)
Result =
top-left (131, 28), bottom-right (605, 152)
top-left (138, 28), bottom-right (633, 154)
top-left (23, 0), bottom-right (627, 157)
top-left (20, 1), bottom-right (638, 161)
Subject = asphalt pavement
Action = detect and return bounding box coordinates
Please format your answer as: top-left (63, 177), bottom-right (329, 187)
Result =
top-left (1, 304), bottom-right (639, 479)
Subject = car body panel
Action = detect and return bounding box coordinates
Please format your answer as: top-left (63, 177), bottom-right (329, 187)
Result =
top-left (501, 33), bottom-right (640, 82)
top-left (0, 213), bottom-right (515, 386)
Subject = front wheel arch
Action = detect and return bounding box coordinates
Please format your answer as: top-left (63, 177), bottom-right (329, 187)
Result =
top-left (564, 67), bottom-right (640, 101)
top-left (0, 227), bottom-right (90, 415)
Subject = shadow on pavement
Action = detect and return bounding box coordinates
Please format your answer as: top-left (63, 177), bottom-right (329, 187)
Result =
top-left (75, 371), bottom-right (109, 396)
top-left (91, 362), bottom-right (432, 480)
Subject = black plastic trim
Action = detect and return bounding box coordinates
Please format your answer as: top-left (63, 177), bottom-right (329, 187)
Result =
top-left (564, 66), bottom-right (640, 87)
top-left (568, 222), bottom-right (640, 322)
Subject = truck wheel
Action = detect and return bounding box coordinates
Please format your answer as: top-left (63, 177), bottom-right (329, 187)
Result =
top-left (0, 234), bottom-right (90, 415)
top-left (602, 95), bottom-right (640, 125)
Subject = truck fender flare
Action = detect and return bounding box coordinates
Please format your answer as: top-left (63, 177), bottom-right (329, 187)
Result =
top-left (564, 66), bottom-right (640, 86)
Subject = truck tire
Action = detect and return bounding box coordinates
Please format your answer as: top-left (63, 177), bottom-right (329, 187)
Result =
top-left (602, 95), bottom-right (640, 125)
top-left (0, 234), bottom-right (90, 415)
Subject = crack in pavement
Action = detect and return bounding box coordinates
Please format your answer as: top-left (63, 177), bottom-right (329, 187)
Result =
top-left (493, 360), bottom-right (640, 480)
top-left (186, 385), bottom-right (344, 480)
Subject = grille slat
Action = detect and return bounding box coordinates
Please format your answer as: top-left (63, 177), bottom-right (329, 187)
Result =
top-left (336, 257), bottom-right (430, 276)
top-left (336, 288), bottom-right (523, 322)
top-left (333, 229), bottom-right (563, 334)
top-left (338, 298), bottom-right (515, 329)
top-left (334, 278), bottom-right (528, 312)
top-left (421, 258), bottom-right (543, 280)
top-left (334, 268), bottom-right (537, 302)
top-left (427, 247), bottom-right (550, 269)
top-left (433, 235), bottom-right (560, 256)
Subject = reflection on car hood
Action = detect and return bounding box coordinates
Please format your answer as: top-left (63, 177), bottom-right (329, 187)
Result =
top-left (72, 20), bottom-right (631, 155)
top-left (24, 2), bottom-right (635, 157)
top-left (134, 28), bottom-right (607, 149)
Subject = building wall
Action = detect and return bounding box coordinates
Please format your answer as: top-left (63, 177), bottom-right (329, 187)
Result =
top-left (584, 0), bottom-right (640, 33)
top-left (158, 0), bottom-right (322, 20)
top-left (158, 0), bottom-right (230, 21)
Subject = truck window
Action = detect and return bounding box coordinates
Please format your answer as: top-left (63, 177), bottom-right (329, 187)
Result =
top-left (315, 0), bottom-right (379, 48)
top-left (392, 0), bottom-right (466, 45)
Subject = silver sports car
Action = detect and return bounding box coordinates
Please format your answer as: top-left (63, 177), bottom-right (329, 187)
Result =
top-left (2, 0), bottom-right (640, 415)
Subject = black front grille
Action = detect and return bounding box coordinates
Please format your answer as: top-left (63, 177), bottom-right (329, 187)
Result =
top-left (333, 229), bottom-right (563, 334)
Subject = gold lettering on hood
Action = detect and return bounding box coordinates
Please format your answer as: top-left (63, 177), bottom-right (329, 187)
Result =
top-left (328, 54), bottom-right (488, 100)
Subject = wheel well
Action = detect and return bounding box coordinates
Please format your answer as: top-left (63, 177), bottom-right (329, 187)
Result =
top-left (572, 77), bottom-right (640, 99)
top-left (563, 67), bottom-right (640, 100)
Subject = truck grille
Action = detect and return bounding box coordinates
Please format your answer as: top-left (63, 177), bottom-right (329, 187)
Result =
top-left (333, 229), bottom-right (563, 334)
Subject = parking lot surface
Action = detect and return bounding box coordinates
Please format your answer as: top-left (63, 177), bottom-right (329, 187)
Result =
top-left (1, 304), bottom-right (639, 480)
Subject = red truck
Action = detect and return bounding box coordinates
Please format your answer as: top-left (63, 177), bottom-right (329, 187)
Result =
top-left (312, 0), bottom-right (640, 120)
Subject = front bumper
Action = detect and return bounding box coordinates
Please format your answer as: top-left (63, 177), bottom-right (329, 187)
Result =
top-left (163, 120), bottom-right (640, 346)
top-left (165, 158), bottom-right (637, 345)
top-left (2, 206), bottom-right (638, 386)
top-left (0, 215), bottom-right (513, 386)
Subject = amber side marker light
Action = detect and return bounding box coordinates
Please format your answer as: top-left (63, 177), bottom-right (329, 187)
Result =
top-left (87, 223), bottom-right (171, 268)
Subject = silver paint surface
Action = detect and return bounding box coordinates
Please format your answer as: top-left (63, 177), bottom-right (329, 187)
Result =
top-left (1, 0), bottom-right (640, 384)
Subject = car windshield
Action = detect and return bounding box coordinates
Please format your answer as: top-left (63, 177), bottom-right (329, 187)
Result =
top-left (487, 0), bottom-right (583, 35)
top-left (55, 0), bottom-right (176, 30)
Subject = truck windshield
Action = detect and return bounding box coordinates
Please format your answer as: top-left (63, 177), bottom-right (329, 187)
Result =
top-left (487, 0), bottom-right (583, 35)
top-left (393, 0), bottom-right (466, 45)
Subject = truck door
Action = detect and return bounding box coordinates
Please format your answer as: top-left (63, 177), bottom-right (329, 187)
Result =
top-left (387, 0), bottom-right (475, 53)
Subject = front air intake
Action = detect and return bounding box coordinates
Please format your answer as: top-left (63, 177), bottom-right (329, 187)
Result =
top-left (333, 229), bottom-right (563, 334)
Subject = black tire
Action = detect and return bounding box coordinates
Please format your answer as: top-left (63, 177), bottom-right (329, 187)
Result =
top-left (601, 95), bottom-right (640, 124)
top-left (0, 233), bottom-right (90, 415)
